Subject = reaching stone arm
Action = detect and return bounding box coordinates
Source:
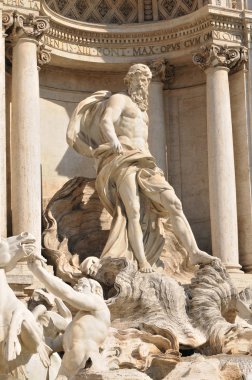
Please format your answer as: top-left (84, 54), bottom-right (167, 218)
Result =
top-left (28, 257), bottom-right (102, 312)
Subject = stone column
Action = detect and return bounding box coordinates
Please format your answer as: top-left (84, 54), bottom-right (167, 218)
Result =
top-left (193, 45), bottom-right (245, 272)
top-left (0, 11), bottom-right (15, 237)
top-left (0, 10), bottom-right (6, 237)
top-left (5, 12), bottom-right (50, 248)
top-left (148, 60), bottom-right (170, 176)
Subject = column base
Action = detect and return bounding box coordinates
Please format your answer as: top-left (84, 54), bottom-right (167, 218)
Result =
top-left (224, 263), bottom-right (243, 274)
top-left (241, 264), bottom-right (252, 273)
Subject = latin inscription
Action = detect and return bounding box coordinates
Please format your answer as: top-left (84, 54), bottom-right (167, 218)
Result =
top-left (3, 0), bottom-right (40, 10)
top-left (42, 30), bottom-right (242, 59)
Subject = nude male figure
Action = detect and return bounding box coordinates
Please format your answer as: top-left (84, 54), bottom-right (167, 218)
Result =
top-left (28, 254), bottom-right (110, 380)
top-left (98, 64), bottom-right (215, 272)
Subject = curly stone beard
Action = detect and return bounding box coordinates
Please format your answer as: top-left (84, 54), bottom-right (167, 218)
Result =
top-left (127, 81), bottom-right (149, 111)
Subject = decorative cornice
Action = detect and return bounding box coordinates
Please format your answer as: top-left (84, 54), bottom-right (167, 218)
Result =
top-left (192, 44), bottom-right (248, 71)
top-left (2, 11), bottom-right (50, 43)
top-left (2, 3), bottom-right (248, 64)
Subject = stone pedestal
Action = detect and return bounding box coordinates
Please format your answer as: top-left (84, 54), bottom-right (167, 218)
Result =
top-left (193, 45), bottom-right (246, 272)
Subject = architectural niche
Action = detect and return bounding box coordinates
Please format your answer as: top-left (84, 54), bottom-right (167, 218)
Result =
top-left (45, 0), bottom-right (201, 23)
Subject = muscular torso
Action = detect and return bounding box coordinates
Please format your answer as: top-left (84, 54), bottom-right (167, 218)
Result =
top-left (63, 307), bottom-right (110, 350)
top-left (114, 94), bottom-right (150, 153)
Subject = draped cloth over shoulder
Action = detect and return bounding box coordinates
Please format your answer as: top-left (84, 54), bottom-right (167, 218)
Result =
top-left (67, 91), bottom-right (173, 266)
top-left (67, 90), bottom-right (112, 157)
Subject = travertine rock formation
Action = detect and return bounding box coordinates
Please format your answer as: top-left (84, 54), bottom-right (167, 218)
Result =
top-left (187, 261), bottom-right (252, 354)
top-left (102, 327), bottom-right (179, 373)
top-left (163, 355), bottom-right (243, 380)
top-left (75, 368), bottom-right (153, 380)
top-left (92, 257), bottom-right (205, 348)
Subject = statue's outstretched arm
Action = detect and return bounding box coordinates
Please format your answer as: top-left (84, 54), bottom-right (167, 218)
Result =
top-left (28, 259), bottom-right (101, 312)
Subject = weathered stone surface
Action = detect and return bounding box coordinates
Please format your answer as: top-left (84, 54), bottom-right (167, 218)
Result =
top-left (93, 257), bottom-right (205, 348)
top-left (187, 261), bottom-right (252, 354)
top-left (163, 355), bottom-right (243, 380)
top-left (75, 369), bottom-right (152, 380)
top-left (102, 327), bottom-right (179, 375)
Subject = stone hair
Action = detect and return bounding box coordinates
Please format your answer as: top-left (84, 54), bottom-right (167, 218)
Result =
top-left (124, 64), bottom-right (152, 86)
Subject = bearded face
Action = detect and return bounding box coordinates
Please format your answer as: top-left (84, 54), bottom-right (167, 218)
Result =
top-left (127, 73), bottom-right (150, 111)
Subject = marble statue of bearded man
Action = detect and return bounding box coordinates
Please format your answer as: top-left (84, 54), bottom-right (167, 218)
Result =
top-left (67, 64), bottom-right (214, 272)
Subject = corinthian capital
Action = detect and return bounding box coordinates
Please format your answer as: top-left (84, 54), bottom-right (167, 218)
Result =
top-left (192, 44), bottom-right (248, 72)
top-left (3, 11), bottom-right (50, 42)
top-left (149, 59), bottom-right (175, 83)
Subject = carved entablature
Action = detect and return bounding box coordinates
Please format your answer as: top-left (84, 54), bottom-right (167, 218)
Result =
top-left (2, 11), bottom-right (50, 42)
top-left (3, 0), bottom-right (251, 65)
top-left (192, 43), bottom-right (248, 71)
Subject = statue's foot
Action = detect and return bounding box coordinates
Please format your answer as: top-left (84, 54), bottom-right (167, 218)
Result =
top-left (139, 261), bottom-right (154, 273)
top-left (190, 250), bottom-right (220, 266)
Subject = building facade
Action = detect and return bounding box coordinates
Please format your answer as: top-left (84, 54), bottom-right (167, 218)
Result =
top-left (1, 0), bottom-right (252, 274)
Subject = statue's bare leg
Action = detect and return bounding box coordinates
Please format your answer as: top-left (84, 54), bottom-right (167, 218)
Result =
top-left (158, 190), bottom-right (215, 265)
top-left (118, 172), bottom-right (153, 272)
top-left (56, 344), bottom-right (88, 380)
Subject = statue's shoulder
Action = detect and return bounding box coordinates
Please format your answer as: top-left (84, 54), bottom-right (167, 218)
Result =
top-left (106, 92), bottom-right (130, 107)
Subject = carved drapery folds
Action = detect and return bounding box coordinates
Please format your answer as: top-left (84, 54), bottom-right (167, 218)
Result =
top-left (192, 44), bottom-right (248, 72)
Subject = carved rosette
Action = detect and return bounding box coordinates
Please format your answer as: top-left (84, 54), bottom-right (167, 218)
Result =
top-left (37, 44), bottom-right (51, 67)
top-left (2, 11), bottom-right (50, 42)
top-left (148, 59), bottom-right (175, 85)
top-left (192, 44), bottom-right (248, 72)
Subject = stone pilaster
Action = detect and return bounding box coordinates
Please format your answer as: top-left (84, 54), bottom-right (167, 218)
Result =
top-left (193, 44), bottom-right (247, 272)
top-left (0, 11), bottom-right (15, 237)
top-left (148, 59), bottom-right (173, 177)
top-left (4, 11), bottom-right (50, 249)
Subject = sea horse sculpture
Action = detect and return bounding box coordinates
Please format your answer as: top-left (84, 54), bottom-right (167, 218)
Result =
top-left (0, 233), bottom-right (52, 378)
